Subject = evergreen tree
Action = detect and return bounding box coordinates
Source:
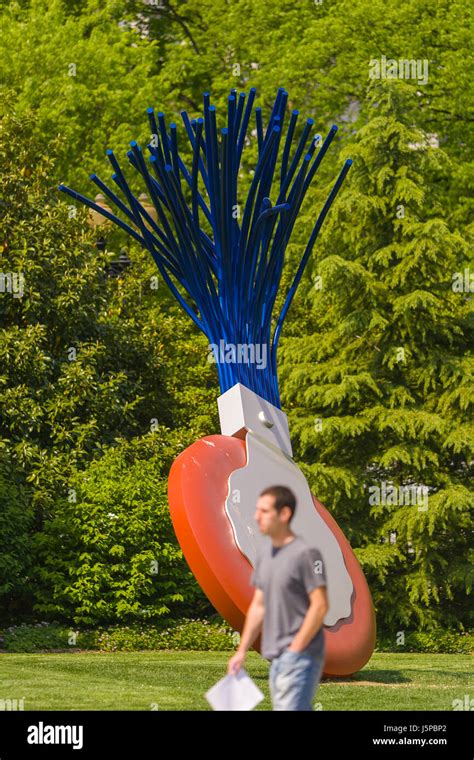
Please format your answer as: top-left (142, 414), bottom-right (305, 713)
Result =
top-left (279, 80), bottom-right (473, 634)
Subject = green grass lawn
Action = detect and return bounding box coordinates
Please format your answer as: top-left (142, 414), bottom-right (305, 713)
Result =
top-left (0, 652), bottom-right (472, 711)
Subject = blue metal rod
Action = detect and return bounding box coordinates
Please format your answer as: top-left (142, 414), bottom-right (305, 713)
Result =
top-left (58, 183), bottom-right (146, 246)
top-left (157, 112), bottom-right (172, 165)
top-left (238, 126), bottom-right (280, 263)
top-left (146, 107), bottom-right (159, 143)
top-left (302, 125), bottom-right (339, 195)
top-left (255, 108), bottom-right (264, 154)
top-left (180, 110), bottom-right (210, 193)
top-left (271, 159), bottom-right (353, 374)
top-left (89, 173), bottom-right (141, 227)
top-left (280, 110), bottom-right (299, 183)
top-left (191, 118), bottom-right (204, 224)
top-left (220, 127), bottom-right (231, 314)
top-left (236, 127), bottom-right (280, 331)
top-left (169, 123), bottom-right (180, 181)
top-left (236, 87), bottom-right (256, 167)
top-left (112, 162), bottom-right (206, 334)
top-left (137, 154), bottom-right (184, 266)
top-left (126, 144), bottom-right (181, 255)
top-left (110, 165), bottom-right (185, 284)
top-left (233, 92), bottom-right (246, 144)
top-left (165, 167), bottom-right (226, 347)
top-left (280, 118), bottom-right (314, 198)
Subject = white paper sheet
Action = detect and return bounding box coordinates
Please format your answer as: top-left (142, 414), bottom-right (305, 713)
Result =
top-left (205, 669), bottom-right (264, 711)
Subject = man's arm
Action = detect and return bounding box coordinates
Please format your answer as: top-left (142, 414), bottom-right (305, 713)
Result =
top-left (227, 588), bottom-right (265, 674)
top-left (287, 586), bottom-right (328, 653)
top-left (239, 588), bottom-right (265, 651)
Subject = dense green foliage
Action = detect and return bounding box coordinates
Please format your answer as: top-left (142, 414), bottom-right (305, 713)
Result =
top-left (0, 618), bottom-right (238, 653)
top-left (34, 435), bottom-right (212, 624)
top-left (0, 0), bottom-right (472, 637)
top-left (0, 106), bottom-right (216, 624)
top-left (280, 82), bottom-right (473, 632)
top-left (1, 621), bottom-right (470, 654)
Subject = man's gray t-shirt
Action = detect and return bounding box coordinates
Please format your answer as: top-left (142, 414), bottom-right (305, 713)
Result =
top-left (250, 535), bottom-right (327, 661)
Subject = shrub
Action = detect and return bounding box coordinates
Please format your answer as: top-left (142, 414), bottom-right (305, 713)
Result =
top-left (375, 630), bottom-right (473, 654)
top-left (34, 436), bottom-right (212, 625)
top-left (2, 620), bottom-right (471, 654)
top-left (0, 618), bottom-right (237, 653)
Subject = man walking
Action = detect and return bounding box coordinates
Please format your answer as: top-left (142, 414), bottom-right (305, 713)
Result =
top-left (227, 485), bottom-right (328, 711)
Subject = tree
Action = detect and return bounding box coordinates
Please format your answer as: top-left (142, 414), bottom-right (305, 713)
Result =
top-left (0, 446), bottom-right (34, 621)
top-left (279, 80), bottom-right (473, 633)
top-left (127, 0), bottom-right (472, 230)
top-left (0, 101), bottom-right (217, 622)
top-left (0, 0), bottom-right (163, 186)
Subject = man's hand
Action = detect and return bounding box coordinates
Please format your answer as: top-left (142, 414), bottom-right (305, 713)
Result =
top-left (227, 649), bottom-right (246, 675)
top-left (286, 644), bottom-right (302, 653)
top-left (227, 588), bottom-right (265, 675)
top-left (227, 588), bottom-right (264, 675)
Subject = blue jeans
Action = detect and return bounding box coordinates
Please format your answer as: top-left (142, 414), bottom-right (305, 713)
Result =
top-left (269, 648), bottom-right (324, 711)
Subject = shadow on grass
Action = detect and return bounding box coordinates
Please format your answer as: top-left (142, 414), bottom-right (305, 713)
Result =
top-left (324, 670), bottom-right (411, 685)
top-left (249, 665), bottom-right (412, 687)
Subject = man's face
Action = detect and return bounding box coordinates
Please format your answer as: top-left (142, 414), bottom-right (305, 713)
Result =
top-left (254, 494), bottom-right (289, 535)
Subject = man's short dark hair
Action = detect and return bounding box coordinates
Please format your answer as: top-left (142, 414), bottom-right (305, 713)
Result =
top-left (259, 485), bottom-right (297, 521)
